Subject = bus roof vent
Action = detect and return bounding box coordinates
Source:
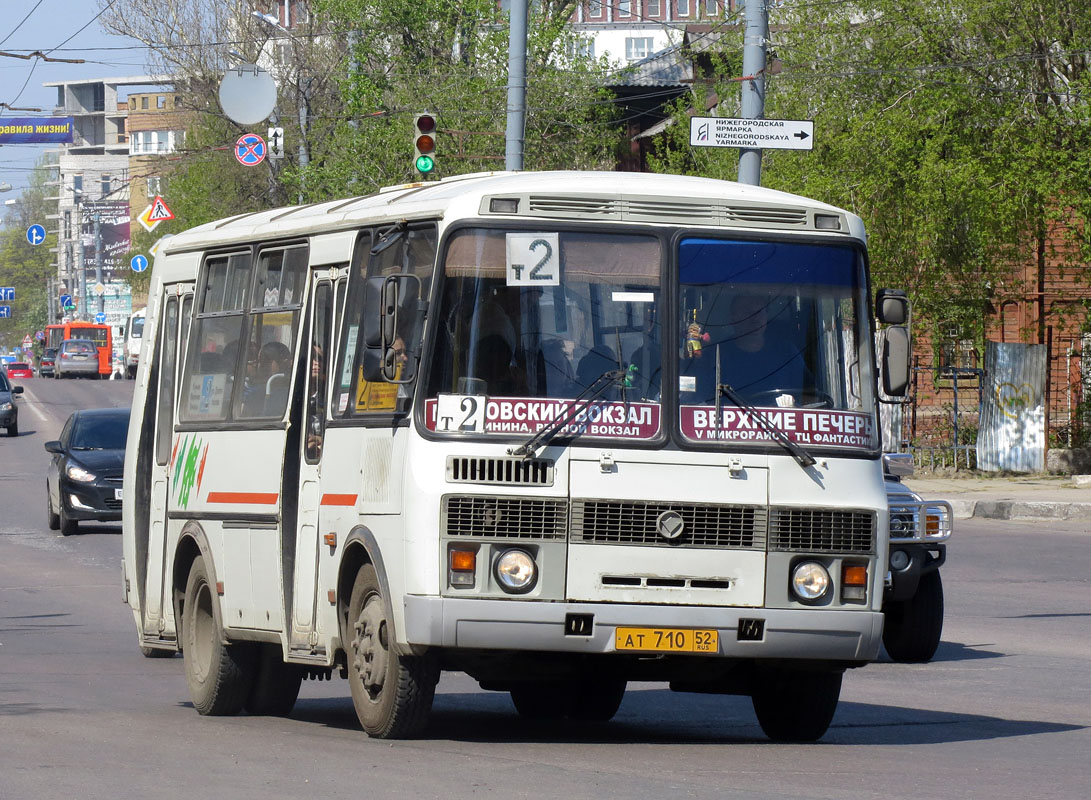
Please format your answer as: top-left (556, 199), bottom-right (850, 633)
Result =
top-left (525, 195), bottom-right (621, 219)
top-left (624, 198), bottom-right (721, 224)
top-left (446, 456), bottom-right (555, 487)
top-left (724, 205), bottom-right (808, 227)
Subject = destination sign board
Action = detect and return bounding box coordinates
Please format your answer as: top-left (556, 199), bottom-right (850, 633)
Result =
top-left (690, 117), bottom-right (814, 151)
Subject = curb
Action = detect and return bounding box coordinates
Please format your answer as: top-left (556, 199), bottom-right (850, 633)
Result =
top-left (952, 500), bottom-right (1091, 521)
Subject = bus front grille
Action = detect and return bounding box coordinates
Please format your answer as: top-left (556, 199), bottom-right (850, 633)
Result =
top-left (443, 495), bottom-right (568, 540)
top-left (446, 456), bottom-right (554, 487)
top-left (570, 500), bottom-right (766, 549)
top-left (768, 508), bottom-right (876, 554)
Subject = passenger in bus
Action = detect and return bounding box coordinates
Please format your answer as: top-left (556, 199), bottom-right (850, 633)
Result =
top-left (242, 340), bottom-right (291, 415)
top-left (306, 343), bottom-right (325, 458)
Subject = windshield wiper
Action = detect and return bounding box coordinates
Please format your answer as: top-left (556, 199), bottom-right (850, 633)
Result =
top-left (508, 367), bottom-right (632, 458)
top-left (713, 345), bottom-right (816, 469)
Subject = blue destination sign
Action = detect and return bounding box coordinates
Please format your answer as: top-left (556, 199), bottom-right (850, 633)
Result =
top-left (0, 117), bottom-right (76, 144)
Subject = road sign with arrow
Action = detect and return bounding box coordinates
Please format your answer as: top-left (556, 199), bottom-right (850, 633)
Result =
top-left (690, 117), bottom-right (814, 151)
top-left (268, 126), bottom-right (284, 160)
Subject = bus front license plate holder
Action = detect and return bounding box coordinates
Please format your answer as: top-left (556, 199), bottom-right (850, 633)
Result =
top-left (614, 627), bottom-right (718, 654)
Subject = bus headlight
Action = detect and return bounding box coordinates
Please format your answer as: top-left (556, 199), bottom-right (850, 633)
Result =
top-left (494, 549), bottom-right (537, 594)
top-left (791, 561), bottom-right (830, 602)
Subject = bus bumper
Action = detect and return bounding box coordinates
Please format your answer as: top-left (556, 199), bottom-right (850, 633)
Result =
top-left (402, 596), bottom-right (883, 662)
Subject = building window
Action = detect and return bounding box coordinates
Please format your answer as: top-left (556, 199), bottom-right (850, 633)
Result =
top-left (157, 95), bottom-right (166, 109)
top-left (677, 0), bottom-right (690, 16)
top-left (567, 37), bottom-right (594, 60)
top-left (625, 37), bottom-right (655, 61)
top-left (147, 176), bottom-right (162, 198)
top-left (64, 211), bottom-right (71, 239)
top-left (141, 96), bottom-right (149, 110)
top-left (588, 0), bottom-right (603, 17)
top-left (647, 0), bottom-right (661, 14)
top-left (704, 0), bottom-right (717, 15)
top-left (72, 175), bottom-right (83, 196)
top-left (618, 0), bottom-right (631, 16)
top-left (101, 176), bottom-right (111, 198)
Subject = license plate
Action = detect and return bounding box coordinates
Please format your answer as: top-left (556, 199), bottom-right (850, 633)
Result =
top-left (114, 488), bottom-right (123, 501)
top-left (615, 627), bottom-right (719, 654)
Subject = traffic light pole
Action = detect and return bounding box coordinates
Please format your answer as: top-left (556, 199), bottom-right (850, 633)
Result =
top-left (504, 0), bottom-right (528, 171)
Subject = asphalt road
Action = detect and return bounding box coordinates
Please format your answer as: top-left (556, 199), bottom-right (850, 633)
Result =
top-left (2, 377), bottom-right (1088, 799)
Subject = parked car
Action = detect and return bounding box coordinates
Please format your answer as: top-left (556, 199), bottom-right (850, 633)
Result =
top-left (39, 347), bottom-right (57, 378)
top-left (0, 370), bottom-right (22, 437)
top-left (45, 407), bottom-right (130, 535)
top-left (6, 361), bottom-right (33, 379)
top-left (882, 453), bottom-right (953, 662)
top-left (55, 338), bottom-right (101, 379)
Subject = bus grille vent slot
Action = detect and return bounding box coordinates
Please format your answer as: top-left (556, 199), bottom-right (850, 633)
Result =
top-left (571, 500), bottom-right (766, 549)
top-left (526, 195), bottom-right (620, 218)
top-left (624, 199), bottom-right (720, 223)
top-left (446, 456), bottom-right (554, 486)
top-left (724, 206), bottom-right (809, 226)
top-left (443, 495), bottom-right (568, 540)
top-left (768, 508), bottom-right (876, 553)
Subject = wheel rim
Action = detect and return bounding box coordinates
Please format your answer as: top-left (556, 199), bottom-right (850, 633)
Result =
top-left (351, 593), bottom-right (389, 702)
top-left (191, 581), bottom-right (215, 682)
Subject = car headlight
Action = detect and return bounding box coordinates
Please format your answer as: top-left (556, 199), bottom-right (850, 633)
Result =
top-left (0, 402), bottom-right (11, 411)
top-left (66, 463), bottom-right (97, 482)
top-left (791, 561), bottom-right (830, 602)
top-left (494, 549), bottom-right (537, 594)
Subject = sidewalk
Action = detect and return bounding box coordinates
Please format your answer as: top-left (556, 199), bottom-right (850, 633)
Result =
top-left (903, 473), bottom-right (1091, 521)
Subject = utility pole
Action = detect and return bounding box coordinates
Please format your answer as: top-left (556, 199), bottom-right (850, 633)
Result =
top-left (737, 0), bottom-right (770, 186)
top-left (505, 0), bottom-right (528, 171)
top-left (94, 208), bottom-right (104, 316)
top-left (75, 193), bottom-right (86, 320)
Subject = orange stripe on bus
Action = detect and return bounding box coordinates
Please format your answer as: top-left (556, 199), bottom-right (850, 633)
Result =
top-left (206, 492), bottom-right (279, 505)
top-left (321, 494), bottom-right (358, 506)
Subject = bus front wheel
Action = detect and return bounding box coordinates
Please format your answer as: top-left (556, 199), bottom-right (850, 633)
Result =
top-left (751, 667), bottom-right (842, 742)
top-left (347, 563), bottom-right (438, 738)
top-left (182, 556), bottom-right (255, 715)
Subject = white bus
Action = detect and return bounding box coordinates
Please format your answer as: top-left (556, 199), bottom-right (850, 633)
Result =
top-left (122, 170), bottom-right (911, 741)
top-left (122, 307), bottom-right (146, 379)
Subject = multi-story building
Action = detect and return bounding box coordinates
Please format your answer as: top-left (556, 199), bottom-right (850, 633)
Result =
top-left (43, 75), bottom-right (169, 327)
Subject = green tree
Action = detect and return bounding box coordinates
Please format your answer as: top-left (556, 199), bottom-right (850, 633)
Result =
top-left (0, 156), bottom-right (59, 351)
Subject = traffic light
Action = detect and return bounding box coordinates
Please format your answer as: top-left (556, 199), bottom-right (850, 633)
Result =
top-left (413, 113), bottom-right (437, 175)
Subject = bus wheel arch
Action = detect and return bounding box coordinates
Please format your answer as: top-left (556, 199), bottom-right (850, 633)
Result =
top-left (172, 523), bottom-right (221, 650)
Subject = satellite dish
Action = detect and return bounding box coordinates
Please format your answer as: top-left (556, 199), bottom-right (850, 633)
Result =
top-left (219, 65), bottom-right (277, 126)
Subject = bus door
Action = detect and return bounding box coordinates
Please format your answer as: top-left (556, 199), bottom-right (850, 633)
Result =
top-left (289, 268), bottom-right (343, 654)
top-left (142, 285), bottom-right (194, 641)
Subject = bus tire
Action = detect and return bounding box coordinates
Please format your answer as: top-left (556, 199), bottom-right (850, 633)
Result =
top-left (883, 570), bottom-right (944, 663)
top-left (46, 488), bottom-right (60, 530)
top-left (751, 667), bottom-right (842, 742)
top-left (245, 643), bottom-right (303, 716)
top-left (566, 678), bottom-right (627, 722)
top-left (140, 645), bottom-right (177, 658)
top-left (182, 556), bottom-right (255, 715)
top-left (509, 682), bottom-right (568, 720)
top-left (347, 563), bottom-right (438, 738)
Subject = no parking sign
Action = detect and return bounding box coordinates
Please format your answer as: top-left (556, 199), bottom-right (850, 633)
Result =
top-left (235, 133), bottom-right (267, 166)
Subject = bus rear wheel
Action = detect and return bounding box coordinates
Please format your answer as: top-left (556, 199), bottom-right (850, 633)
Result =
top-left (347, 563), bottom-right (438, 738)
top-left (751, 667), bottom-right (842, 742)
top-left (182, 556), bottom-right (255, 715)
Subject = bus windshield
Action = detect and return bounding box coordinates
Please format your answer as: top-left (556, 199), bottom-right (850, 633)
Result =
top-left (423, 228), bottom-right (663, 440)
top-left (423, 227), bottom-right (877, 452)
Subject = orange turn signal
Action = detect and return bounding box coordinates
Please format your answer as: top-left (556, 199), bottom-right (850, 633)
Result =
top-left (842, 565), bottom-right (868, 586)
top-left (450, 549), bottom-right (476, 572)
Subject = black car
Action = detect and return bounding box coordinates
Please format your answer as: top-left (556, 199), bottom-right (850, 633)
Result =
top-left (45, 407), bottom-right (130, 535)
top-left (39, 347), bottom-right (57, 378)
top-left (0, 370), bottom-right (22, 436)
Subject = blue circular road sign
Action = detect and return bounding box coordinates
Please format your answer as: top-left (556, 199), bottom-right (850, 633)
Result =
top-left (235, 133), bottom-right (267, 166)
top-left (131, 254), bottom-right (149, 273)
top-left (95, 312), bottom-right (107, 324)
top-left (26, 224), bottom-right (46, 246)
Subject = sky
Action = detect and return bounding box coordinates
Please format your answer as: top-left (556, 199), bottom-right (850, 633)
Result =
top-left (0, 0), bottom-right (148, 209)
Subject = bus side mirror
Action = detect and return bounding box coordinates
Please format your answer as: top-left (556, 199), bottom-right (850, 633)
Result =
top-left (876, 288), bottom-right (908, 325)
top-left (362, 277), bottom-right (399, 349)
top-left (880, 325), bottom-right (910, 397)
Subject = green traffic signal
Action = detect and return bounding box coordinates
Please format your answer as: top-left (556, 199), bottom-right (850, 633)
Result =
top-left (413, 113), bottom-right (437, 175)
top-left (415, 154), bottom-right (435, 174)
